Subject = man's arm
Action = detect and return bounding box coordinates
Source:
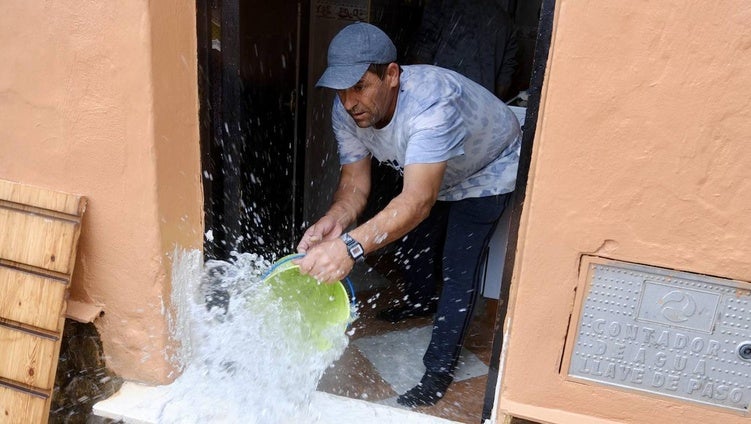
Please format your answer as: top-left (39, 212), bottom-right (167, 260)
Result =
top-left (296, 161), bottom-right (446, 282)
top-left (296, 156), bottom-right (371, 253)
top-left (350, 161), bottom-right (446, 253)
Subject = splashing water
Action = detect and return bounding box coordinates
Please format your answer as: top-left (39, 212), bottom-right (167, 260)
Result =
top-left (160, 251), bottom-right (350, 423)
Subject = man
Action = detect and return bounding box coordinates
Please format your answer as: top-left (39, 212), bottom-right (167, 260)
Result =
top-left (294, 22), bottom-right (520, 407)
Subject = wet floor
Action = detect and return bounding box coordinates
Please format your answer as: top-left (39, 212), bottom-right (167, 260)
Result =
top-left (92, 251), bottom-right (534, 424)
top-left (316, 258), bottom-right (499, 424)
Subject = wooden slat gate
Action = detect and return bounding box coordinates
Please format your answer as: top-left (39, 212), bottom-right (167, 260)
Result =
top-left (0, 179), bottom-right (86, 423)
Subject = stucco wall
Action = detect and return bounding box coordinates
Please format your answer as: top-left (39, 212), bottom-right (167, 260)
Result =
top-left (500, 0), bottom-right (751, 422)
top-left (0, 1), bottom-right (202, 384)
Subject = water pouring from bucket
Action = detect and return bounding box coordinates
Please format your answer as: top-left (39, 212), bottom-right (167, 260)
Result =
top-left (160, 251), bottom-right (355, 422)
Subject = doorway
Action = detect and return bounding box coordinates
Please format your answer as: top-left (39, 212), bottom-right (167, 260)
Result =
top-left (196, 0), bottom-right (552, 422)
top-left (197, 0), bottom-right (307, 260)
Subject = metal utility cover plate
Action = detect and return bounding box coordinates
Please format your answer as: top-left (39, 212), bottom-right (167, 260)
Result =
top-left (568, 258), bottom-right (751, 413)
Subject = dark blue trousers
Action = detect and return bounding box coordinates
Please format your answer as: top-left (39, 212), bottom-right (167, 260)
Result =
top-left (395, 193), bottom-right (510, 374)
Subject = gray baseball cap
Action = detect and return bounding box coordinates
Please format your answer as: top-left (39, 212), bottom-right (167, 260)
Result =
top-left (316, 22), bottom-right (397, 90)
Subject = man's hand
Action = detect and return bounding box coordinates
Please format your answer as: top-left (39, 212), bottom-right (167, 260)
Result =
top-left (293, 237), bottom-right (353, 284)
top-left (296, 215), bottom-right (343, 253)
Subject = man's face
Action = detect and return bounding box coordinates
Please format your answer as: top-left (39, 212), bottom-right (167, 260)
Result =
top-left (337, 64), bottom-right (398, 129)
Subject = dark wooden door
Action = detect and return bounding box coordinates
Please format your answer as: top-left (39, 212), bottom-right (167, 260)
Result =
top-left (198, 1), bottom-right (307, 259)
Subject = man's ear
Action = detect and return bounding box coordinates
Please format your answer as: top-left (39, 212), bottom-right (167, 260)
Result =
top-left (386, 62), bottom-right (400, 88)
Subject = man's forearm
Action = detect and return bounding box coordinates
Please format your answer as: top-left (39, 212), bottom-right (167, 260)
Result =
top-left (324, 195), bottom-right (365, 230)
top-left (347, 161), bottom-right (446, 255)
top-left (348, 193), bottom-right (432, 255)
top-left (323, 158), bottom-right (372, 230)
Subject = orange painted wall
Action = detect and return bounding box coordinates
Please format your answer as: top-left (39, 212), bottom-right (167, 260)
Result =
top-left (499, 1), bottom-right (751, 423)
top-left (0, 1), bottom-right (202, 384)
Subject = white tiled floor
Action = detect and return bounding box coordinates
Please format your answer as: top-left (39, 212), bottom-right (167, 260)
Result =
top-left (317, 257), bottom-right (499, 423)
top-left (353, 325), bottom-right (489, 394)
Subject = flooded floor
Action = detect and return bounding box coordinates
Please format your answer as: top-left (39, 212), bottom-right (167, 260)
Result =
top-left (93, 251), bottom-right (505, 424)
top-left (317, 258), bottom-right (499, 424)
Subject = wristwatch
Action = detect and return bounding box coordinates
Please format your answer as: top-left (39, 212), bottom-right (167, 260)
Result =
top-left (340, 233), bottom-right (365, 263)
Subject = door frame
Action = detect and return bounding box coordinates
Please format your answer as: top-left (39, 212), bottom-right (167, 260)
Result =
top-left (482, 0), bottom-right (556, 419)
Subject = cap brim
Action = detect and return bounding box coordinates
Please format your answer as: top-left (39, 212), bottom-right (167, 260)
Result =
top-left (315, 63), bottom-right (370, 90)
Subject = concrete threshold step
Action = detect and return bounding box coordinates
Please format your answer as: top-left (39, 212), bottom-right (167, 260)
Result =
top-left (93, 381), bottom-right (461, 424)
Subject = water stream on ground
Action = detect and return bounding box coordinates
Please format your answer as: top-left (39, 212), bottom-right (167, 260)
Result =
top-left (158, 251), bottom-right (350, 423)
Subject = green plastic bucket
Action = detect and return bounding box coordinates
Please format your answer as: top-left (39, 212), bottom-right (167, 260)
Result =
top-left (262, 254), bottom-right (352, 350)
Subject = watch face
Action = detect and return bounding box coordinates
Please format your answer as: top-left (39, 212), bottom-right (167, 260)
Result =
top-left (350, 244), bottom-right (364, 258)
top-left (342, 233), bottom-right (364, 261)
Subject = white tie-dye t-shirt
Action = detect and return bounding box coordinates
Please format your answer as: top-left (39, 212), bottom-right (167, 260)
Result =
top-left (332, 65), bottom-right (521, 201)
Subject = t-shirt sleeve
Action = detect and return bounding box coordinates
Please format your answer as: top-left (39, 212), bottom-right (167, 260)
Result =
top-left (332, 99), bottom-right (370, 165)
top-left (404, 97), bottom-right (467, 165)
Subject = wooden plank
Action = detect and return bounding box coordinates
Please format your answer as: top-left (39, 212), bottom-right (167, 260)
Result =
top-left (0, 180), bottom-right (84, 216)
top-left (0, 208), bottom-right (79, 274)
top-left (0, 383), bottom-right (48, 424)
top-left (0, 326), bottom-right (58, 390)
top-left (0, 180), bottom-right (86, 423)
top-left (0, 266), bottom-right (67, 332)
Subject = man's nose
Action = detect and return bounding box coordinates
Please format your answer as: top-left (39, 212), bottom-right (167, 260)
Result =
top-left (339, 91), bottom-right (356, 110)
